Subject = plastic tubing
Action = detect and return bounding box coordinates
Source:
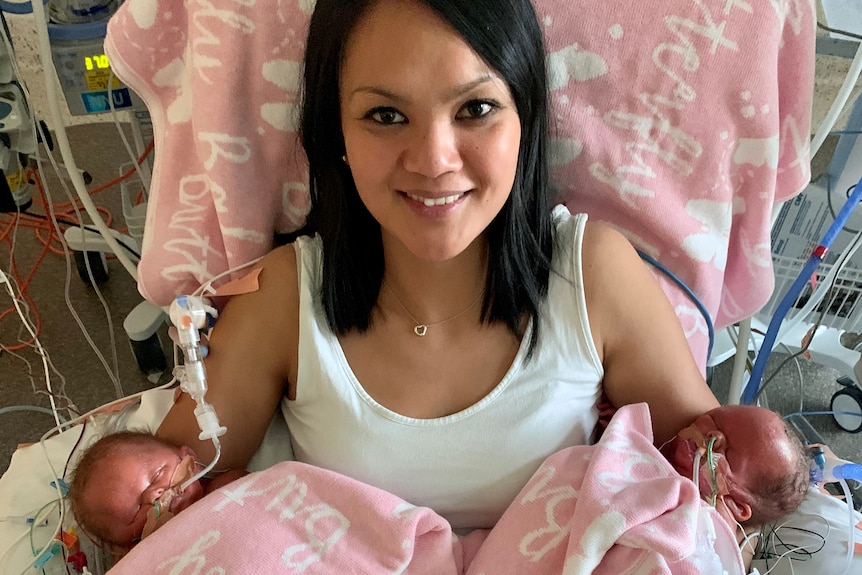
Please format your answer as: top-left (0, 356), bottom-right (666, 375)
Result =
top-left (834, 463), bottom-right (862, 481)
top-left (29, 0), bottom-right (139, 280)
top-left (0, 405), bottom-right (66, 421)
top-left (742, 176), bottom-right (862, 404)
top-left (181, 437), bottom-right (221, 492)
top-left (837, 478), bottom-right (856, 575)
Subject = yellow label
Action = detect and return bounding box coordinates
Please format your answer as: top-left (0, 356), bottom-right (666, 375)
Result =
top-left (6, 170), bottom-right (24, 191)
top-left (85, 69), bottom-right (123, 92)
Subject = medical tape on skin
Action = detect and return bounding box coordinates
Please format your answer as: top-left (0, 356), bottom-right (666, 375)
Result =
top-left (706, 437), bottom-right (719, 506)
top-left (140, 455), bottom-right (198, 540)
top-left (688, 434), bottom-right (729, 508)
top-left (212, 268), bottom-right (262, 296)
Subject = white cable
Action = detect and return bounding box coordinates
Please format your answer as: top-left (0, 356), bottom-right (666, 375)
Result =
top-left (692, 449), bottom-right (702, 493)
top-left (30, 119), bottom-right (125, 398)
top-left (837, 478), bottom-right (856, 575)
top-left (810, 41), bottom-right (862, 162)
top-left (194, 256), bottom-right (264, 297)
top-left (1, 15), bottom-right (126, 399)
top-left (13, 499), bottom-right (60, 575)
top-left (0, 265), bottom-right (62, 430)
top-left (41, 144), bottom-right (124, 397)
top-left (0, 525), bottom-right (32, 575)
top-left (29, 0), bottom-right (138, 281)
top-left (108, 68), bottom-right (151, 195)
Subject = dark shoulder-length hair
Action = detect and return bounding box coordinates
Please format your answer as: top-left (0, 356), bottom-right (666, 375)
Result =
top-left (299, 0), bottom-right (554, 357)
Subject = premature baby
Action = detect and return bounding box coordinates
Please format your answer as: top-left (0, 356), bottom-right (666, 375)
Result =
top-left (68, 431), bottom-right (245, 552)
top-left (661, 404), bottom-right (811, 529)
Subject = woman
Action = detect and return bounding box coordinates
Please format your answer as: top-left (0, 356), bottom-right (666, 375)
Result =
top-left (159, 0), bottom-right (719, 530)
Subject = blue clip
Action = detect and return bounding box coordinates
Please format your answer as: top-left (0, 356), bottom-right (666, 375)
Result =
top-left (50, 478), bottom-right (70, 497)
top-left (33, 542), bottom-right (62, 569)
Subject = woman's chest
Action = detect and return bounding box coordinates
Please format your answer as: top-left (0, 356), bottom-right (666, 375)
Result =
top-left (338, 322), bottom-right (522, 419)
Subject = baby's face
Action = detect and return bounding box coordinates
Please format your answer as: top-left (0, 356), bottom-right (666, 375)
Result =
top-left (661, 405), bottom-right (792, 498)
top-left (83, 442), bottom-right (204, 548)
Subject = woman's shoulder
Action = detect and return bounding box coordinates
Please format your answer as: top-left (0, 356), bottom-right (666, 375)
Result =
top-left (216, 242), bottom-right (301, 328)
top-left (259, 242), bottom-right (299, 281)
top-left (552, 208), bottom-right (635, 267)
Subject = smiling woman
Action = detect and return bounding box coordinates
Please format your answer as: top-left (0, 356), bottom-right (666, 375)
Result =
top-left (339, 0), bottom-right (521, 266)
top-left (157, 0), bottom-right (719, 533)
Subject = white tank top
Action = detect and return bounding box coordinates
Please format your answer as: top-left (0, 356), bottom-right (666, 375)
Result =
top-left (282, 207), bottom-right (603, 530)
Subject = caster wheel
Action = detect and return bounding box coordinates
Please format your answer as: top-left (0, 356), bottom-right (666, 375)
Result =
top-left (74, 250), bottom-right (109, 285)
top-left (129, 332), bottom-right (167, 376)
top-left (831, 386), bottom-right (862, 433)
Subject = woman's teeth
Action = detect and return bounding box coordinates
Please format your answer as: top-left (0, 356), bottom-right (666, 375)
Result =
top-left (407, 192), bottom-right (463, 206)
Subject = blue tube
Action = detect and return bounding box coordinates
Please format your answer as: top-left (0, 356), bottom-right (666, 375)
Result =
top-left (834, 463), bottom-right (862, 482)
top-left (742, 175), bottom-right (862, 404)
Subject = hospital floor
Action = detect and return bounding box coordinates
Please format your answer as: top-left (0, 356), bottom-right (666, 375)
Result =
top-left (0, 123), bottom-right (860, 480)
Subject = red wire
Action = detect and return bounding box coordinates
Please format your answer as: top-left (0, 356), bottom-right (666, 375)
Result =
top-left (0, 142), bottom-right (154, 349)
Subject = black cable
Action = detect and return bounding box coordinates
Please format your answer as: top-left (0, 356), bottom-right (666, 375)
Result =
top-left (818, 20), bottom-right (862, 42)
top-left (62, 419), bottom-right (87, 482)
top-left (759, 522), bottom-right (827, 569)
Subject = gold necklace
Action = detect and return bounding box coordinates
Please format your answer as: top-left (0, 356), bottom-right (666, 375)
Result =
top-left (383, 280), bottom-right (484, 337)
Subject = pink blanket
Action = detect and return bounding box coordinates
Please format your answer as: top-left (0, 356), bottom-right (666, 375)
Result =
top-left (104, 1), bottom-right (814, 370)
top-left (106, 404), bottom-right (743, 574)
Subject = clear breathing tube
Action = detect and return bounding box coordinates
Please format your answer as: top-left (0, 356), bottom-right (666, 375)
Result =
top-left (168, 296), bottom-right (227, 492)
top-left (810, 447), bottom-right (860, 575)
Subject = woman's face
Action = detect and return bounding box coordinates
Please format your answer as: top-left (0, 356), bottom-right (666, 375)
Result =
top-left (339, 0), bottom-right (521, 263)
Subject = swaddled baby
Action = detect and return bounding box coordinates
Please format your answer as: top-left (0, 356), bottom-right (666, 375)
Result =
top-left (68, 431), bottom-right (245, 553)
top-left (661, 405), bottom-right (811, 529)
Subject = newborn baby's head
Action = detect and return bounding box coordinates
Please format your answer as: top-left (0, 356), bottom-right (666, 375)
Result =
top-left (661, 405), bottom-right (810, 526)
top-left (69, 431), bottom-right (205, 551)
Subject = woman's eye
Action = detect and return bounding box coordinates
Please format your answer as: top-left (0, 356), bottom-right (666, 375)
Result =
top-left (368, 107), bottom-right (406, 125)
top-left (457, 100), bottom-right (496, 119)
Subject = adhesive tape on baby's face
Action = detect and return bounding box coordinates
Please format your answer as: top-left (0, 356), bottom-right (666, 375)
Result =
top-left (169, 455), bottom-right (198, 489)
top-left (678, 425), bottom-right (707, 450)
top-left (140, 455), bottom-right (198, 541)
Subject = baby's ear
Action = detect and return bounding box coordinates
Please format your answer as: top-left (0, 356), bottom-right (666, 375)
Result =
top-left (722, 494), bottom-right (752, 523)
top-left (178, 445), bottom-right (197, 460)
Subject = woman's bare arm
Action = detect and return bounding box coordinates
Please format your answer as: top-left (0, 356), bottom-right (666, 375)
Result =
top-left (581, 222), bottom-right (720, 445)
top-left (158, 245), bottom-right (299, 469)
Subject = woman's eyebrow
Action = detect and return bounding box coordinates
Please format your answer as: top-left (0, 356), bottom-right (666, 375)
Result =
top-left (349, 75), bottom-right (498, 103)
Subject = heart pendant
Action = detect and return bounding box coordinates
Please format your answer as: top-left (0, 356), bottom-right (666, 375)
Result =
top-left (413, 325), bottom-right (428, 336)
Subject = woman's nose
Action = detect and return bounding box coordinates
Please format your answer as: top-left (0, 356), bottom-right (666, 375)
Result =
top-left (401, 120), bottom-right (462, 178)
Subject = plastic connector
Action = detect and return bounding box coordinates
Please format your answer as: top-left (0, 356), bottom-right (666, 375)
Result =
top-left (194, 402), bottom-right (226, 440)
top-left (33, 541), bottom-right (63, 569)
top-left (832, 462), bottom-right (862, 482)
top-left (67, 549), bottom-right (87, 572)
top-left (812, 454), bottom-right (862, 483)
